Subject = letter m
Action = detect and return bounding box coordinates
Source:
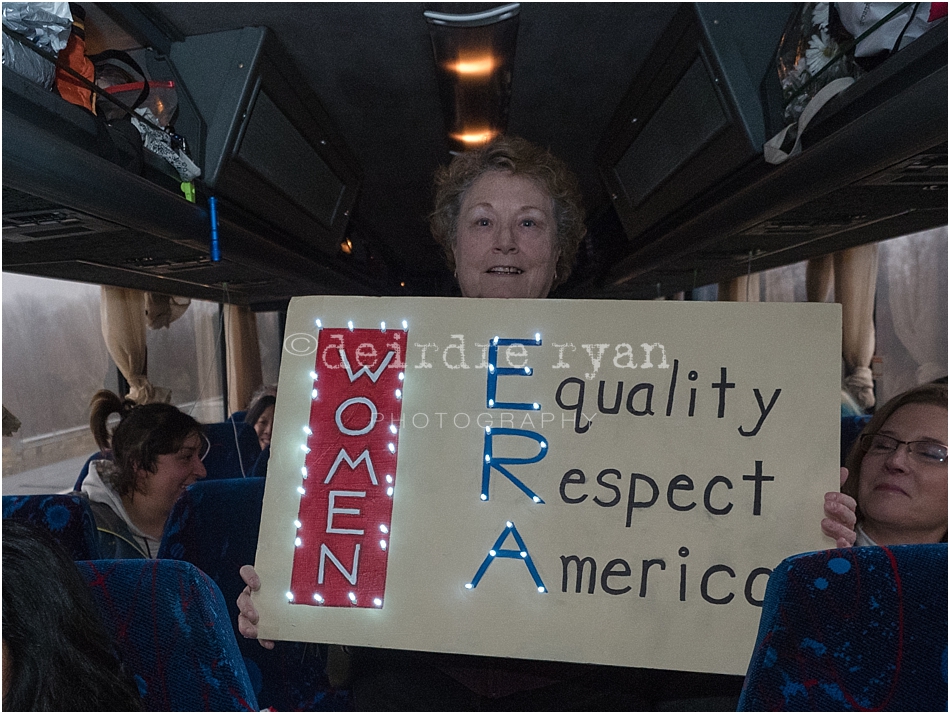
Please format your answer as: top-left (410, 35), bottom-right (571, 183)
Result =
top-left (561, 555), bottom-right (597, 594)
top-left (324, 448), bottom-right (378, 485)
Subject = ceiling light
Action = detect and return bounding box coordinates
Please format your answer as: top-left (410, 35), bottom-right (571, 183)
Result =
top-left (446, 55), bottom-right (496, 76)
top-left (425, 3), bottom-right (521, 153)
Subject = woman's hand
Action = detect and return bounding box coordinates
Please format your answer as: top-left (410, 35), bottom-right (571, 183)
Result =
top-left (821, 467), bottom-right (857, 548)
top-left (238, 564), bottom-right (276, 649)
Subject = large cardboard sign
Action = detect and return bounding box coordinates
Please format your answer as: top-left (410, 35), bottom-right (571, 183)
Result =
top-left (253, 296), bottom-right (841, 675)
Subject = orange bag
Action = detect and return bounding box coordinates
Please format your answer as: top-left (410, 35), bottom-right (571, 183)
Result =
top-left (54, 3), bottom-right (96, 113)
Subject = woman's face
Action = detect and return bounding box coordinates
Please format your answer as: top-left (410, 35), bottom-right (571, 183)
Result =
top-left (255, 405), bottom-right (275, 449)
top-left (454, 171), bottom-right (560, 299)
top-left (858, 403), bottom-right (948, 544)
top-left (135, 432), bottom-right (207, 515)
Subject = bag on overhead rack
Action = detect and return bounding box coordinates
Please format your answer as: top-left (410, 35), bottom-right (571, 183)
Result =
top-left (54, 2), bottom-right (95, 111)
top-left (837, 2), bottom-right (948, 69)
top-left (1, 1), bottom-right (72, 89)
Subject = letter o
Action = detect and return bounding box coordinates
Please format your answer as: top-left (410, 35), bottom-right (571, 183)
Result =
top-left (744, 567), bottom-right (772, 607)
top-left (412, 412), bottom-right (429, 429)
top-left (454, 412), bottom-right (471, 429)
top-left (335, 397), bottom-right (378, 436)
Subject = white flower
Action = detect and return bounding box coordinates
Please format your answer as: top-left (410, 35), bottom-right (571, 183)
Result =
top-left (806, 30), bottom-right (839, 75)
top-left (812, 2), bottom-right (830, 30)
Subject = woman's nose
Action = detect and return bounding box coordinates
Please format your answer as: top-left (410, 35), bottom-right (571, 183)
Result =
top-left (884, 443), bottom-right (911, 470)
top-left (194, 455), bottom-right (207, 478)
top-left (492, 223), bottom-right (518, 252)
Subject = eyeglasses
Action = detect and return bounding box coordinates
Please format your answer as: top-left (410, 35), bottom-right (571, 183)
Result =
top-left (860, 433), bottom-right (948, 464)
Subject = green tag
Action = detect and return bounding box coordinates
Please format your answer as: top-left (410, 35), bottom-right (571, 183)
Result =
top-left (181, 182), bottom-right (196, 203)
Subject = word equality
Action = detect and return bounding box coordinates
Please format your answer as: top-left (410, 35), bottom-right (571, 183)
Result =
top-left (555, 362), bottom-right (781, 437)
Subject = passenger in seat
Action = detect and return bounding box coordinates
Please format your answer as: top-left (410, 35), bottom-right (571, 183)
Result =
top-left (840, 382), bottom-right (947, 546)
top-left (236, 136), bottom-right (860, 710)
top-left (245, 384), bottom-right (277, 450)
top-left (2, 519), bottom-right (143, 711)
top-left (76, 390), bottom-right (208, 558)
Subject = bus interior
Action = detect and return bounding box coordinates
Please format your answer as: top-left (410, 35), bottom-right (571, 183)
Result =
top-left (1, 2), bottom-right (947, 709)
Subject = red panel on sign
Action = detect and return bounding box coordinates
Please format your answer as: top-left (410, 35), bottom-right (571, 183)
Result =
top-left (290, 327), bottom-right (406, 608)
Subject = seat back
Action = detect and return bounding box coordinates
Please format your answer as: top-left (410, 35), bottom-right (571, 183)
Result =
top-left (157, 477), bottom-right (350, 711)
top-left (203, 421), bottom-right (261, 479)
top-left (739, 543), bottom-right (948, 711)
top-left (75, 559), bottom-right (258, 712)
top-left (2, 493), bottom-right (101, 560)
top-left (72, 451), bottom-right (106, 491)
top-left (158, 477), bottom-right (267, 617)
top-left (249, 443), bottom-right (270, 478)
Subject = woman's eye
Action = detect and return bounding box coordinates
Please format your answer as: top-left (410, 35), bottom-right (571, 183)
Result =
top-left (476, 218), bottom-right (490, 227)
top-left (521, 219), bottom-right (536, 227)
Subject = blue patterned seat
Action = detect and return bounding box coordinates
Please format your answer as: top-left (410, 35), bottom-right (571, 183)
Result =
top-left (158, 478), bottom-right (351, 711)
top-left (73, 450), bottom-right (107, 491)
top-left (2, 493), bottom-right (101, 560)
top-left (204, 421), bottom-right (261, 479)
top-left (76, 558), bottom-right (258, 711)
top-left (739, 543), bottom-right (948, 711)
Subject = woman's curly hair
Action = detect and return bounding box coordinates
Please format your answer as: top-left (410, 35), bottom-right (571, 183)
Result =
top-left (429, 136), bottom-right (587, 290)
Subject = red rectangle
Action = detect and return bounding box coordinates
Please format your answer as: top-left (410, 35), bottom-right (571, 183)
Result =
top-left (289, 327), bottom-right (406, 608)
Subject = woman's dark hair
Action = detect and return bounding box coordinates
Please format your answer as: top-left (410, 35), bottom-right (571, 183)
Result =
top-left (89, 389), bottom-right (203, 498)
top-left (245, 390), bottom-right (277, 429)
top-left (2, 519), bottom-right (142, 711)
top-left (842, 382), bottom-right (948, 533)
top-left (429, 135), bottom-right (587, 290)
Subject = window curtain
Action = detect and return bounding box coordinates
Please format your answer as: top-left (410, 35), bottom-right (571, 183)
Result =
top-left (877, 228), bottom-right (948, 400)
top-left (807, 245), bottom-right (879, 409)
top-left (224, 304), bottom-right (263, 415)
top-left (763, 260), bottom-right (807, 303)
top-left (718, 273), bottom-right (761, 302)
top-left (144, 293), bottom-right (191, 329)
top-left (100, 286), bottom-right (170, 404)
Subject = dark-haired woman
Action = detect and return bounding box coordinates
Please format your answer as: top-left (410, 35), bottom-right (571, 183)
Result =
top-left (78, 389), bottom-right (208, 558)
top-left (2, 519), bottom-right (143, 711)
top-left (245, 386), bottom-right (277, 450)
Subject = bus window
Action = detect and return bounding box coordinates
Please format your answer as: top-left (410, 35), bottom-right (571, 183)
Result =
top-left (2, 274), bottom-right (110, 490)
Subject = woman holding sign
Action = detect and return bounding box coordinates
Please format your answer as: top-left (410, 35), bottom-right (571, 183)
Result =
top-left (238, 135), bottom-right (857, 709)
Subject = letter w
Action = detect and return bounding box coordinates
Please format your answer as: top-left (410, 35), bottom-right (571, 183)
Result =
top-left (339, 348), bottom-right (395, 383)
top-left (325, 448), bottom-right (378, 485)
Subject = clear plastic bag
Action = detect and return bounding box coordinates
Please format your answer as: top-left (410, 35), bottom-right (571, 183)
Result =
top-left (775, 2), bottom-right (862, 124)
top-left (1, 2), bottom-right (72, 89)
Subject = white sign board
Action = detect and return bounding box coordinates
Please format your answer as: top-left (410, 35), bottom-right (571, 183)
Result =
top-left (253, 296), bottom-right (841, 675)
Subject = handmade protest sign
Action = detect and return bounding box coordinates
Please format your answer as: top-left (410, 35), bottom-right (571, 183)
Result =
top-left (253, 296), bottom-right (841, 675)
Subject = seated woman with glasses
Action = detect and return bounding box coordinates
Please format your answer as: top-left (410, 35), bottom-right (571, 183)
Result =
top-left (838, 382), bottom-right (947, 546)
top-left (77, 390), bottom-right (208, 558)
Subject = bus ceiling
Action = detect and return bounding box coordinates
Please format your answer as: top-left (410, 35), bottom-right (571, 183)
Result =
top-left (2, 3), bottom-right (947, 307)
